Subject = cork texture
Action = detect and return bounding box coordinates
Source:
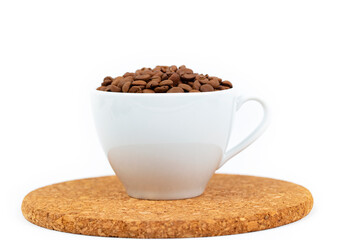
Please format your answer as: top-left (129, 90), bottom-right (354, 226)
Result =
top-left (22, 174), bottom-right (313, 238)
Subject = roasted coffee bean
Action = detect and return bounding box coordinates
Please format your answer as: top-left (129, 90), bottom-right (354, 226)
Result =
top-left (153, 66), bottom-right (162, 71)
top-left (167, 87), bottom-right (184, 93)
top-left (124, 76), bottom-right (134, 82)
top-left (181, 73), bottom-right (196, 81)
top-left (209, 79), bottom-right (220, 88)
top-left (143, 89), bottom-right (155, 93)
top-left (209, 76), bottom-right (221, 82)
top-left (183, 68), bottom-right (193, 74)
top-left (117, 78), bottom-right (128, 88)
top-left (143, 69), bottom-right (153, 76)
top-left (195, 74), bottom-right (206, 81)
top-left (178, 83), bottom-right (192, 92)
top-left (199, 78), bottom-right (209, 84)
top-left (161, 73), bottom-right (168, 80)
top-left (122, 81), bottom-right (131, 92)
top-left (160, 66), bottom-right (169, 73)
top-left (178, 69), bottom-right (193, 76)
top-left (112, 77), bottom-right (123, 86)
top-left (193, 80), bottom-right (201, 90)
top-left (152, 71), bottom-right (163, 77)
top-left (222, 81), bottom-right (233, 88)
top-left (129, 86), bottom-right (143, 93)
top-left (159, 80), bottom-right (173, 86)
top-left (169, 65), bottom-right (177, 72)
top-left (135, 74), bottom-right (151, 81)
top-left (200, 84), bottom-right (214, 92)
top-left (102, 77), bottom-right (113, 86)
top-left (123, 72), bottom-right (135, 77)
top-left (110, 85), bottom-right (121, 92)
top-left (146, 80), bottom-right (159, 89)
top-left (169, 73), bottom-right (180, 86)
top-left (218, 86), bottom-right (230, 90)
top-left (132, 80), bottom-right (147, 86)
top-left (97, 65), bottom-right (233, 93)
top-left (154, 86), bottom-right (169, 93)
top-left (151, 76), bottom-right (162, 82)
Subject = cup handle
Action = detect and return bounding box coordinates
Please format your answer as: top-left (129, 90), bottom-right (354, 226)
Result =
top-left (217, 95), bottom-right (270, 169)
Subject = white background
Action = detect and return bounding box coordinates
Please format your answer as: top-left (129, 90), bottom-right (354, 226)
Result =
top-left (1, 0), bottom-right (359, 239)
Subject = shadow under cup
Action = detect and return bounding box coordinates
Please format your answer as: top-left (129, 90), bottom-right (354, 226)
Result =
top-left (91, 88), bottom-right (239, 200)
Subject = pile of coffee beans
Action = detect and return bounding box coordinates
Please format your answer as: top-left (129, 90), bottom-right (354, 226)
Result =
top-left (96, 65), bottom-right (233, 93)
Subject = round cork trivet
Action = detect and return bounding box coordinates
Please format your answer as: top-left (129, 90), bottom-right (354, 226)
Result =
top-left (22, 174), bottom-right (313, 238)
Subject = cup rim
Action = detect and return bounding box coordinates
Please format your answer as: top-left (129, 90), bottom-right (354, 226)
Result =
top-left (92, 86), bottom-right (236, 96)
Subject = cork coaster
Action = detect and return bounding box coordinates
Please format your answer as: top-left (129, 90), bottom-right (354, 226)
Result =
top-left (22, 174), bottom-right (313, 238)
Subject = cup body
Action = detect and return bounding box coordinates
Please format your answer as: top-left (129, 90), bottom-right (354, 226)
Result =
top-left (91, 89), bottom-right (237, 200)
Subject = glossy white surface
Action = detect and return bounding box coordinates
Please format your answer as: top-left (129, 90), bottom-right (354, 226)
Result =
top-left (91, 89), bottom-right (268, 199)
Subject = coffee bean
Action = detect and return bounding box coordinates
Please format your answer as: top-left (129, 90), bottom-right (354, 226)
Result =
top-left (178, 69), bottom-right (194, 76)
top-left (152, 71), bottom-right (163, 77)
top-left (193, 80), bottom-right (201, 90)
top-left (97, 86), bottom-right (107, 91)
top-left (153, 66), bottom-right (162, 71)
top-left (200, 84), bottom-right (214, 92)
top-left (182, 73), bottom-right (196, 81)
top-left (209, 79), bottom-right (220, 88)
top-left (209, 76), bottom-right (221, 82)
top-left (102, 77), bottom-right (113, 86)
top-left (178, 83), bottom-right (192, 92)
top-left (122, 81), bottom-right (131, 92)
top-left (143, 89), bottom-right (155, 93)
top-left (132, 80), bottom-right (147, 86)
top-left (161, 73), bottom-right (168, 80)
top-left (124, 76), bottom-right (134, 82)
top-left (169, 73), bottom-right (180, 86)
top-left (112, 76), bottom-right (122, 85)
top-left (195, 74), bottom-right (206, 81)
top-left (116, 78), bottom-right (127, 88)
top-left (183, 68), bottom-right (193, 74)
top-left (123, 72), bottom-right (135, 77)
top-left (165, 71), bottom-right (173, 77)
top-left (135, 74), bottom-right (151, 81)
top-left (143, 70), bottom-right (153, 76)
top-left (105, 85), bottom-right (112, 91)
top-left (222, 81), bottom-right (232, 88)
top-left (111, 80), bottom-right (119, 86)
top-left (154, 86), bottom-right (169, 93)
top-left (190, 89), bottom-right (200, 92)
top-left (169, 65), bottom-right (177, 72)
top-left (218, 86), bottom-right (230, 90)
top-left (110, 85), bottom-right (121, 92)
top-left (152, 75), bottom-right (162, 81)
top-left (199, 78), bottom-right (209, 84)
top-left (159, 80), bottom-right (173, 86)
top-left (129, 86), bottom-right (143, 93)
top-left (146, 80), bottom-right (159, 89)
top-left (167, 87), bottom-right (184, 93)
top-left (161, 66), bottom-right (169, 73)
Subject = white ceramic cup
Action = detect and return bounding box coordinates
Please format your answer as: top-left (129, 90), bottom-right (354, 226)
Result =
top-left (91, 87), bottom-right (269, 200)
